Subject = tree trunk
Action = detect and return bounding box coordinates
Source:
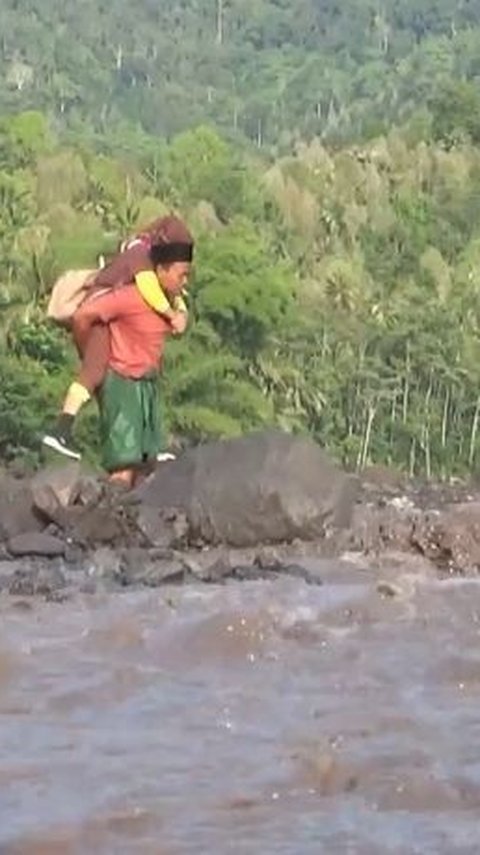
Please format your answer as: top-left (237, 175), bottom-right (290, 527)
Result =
top-left (358, 401), bottom-right (376, 470)
top-left (402, 342), bottom-right (410, 423)
top-left (256, 117), bottom-right (263, 148)
top-left (216, 0), bottom-right (223, 45)
top-left (422, 374), bottom-right (433, 478)
top-left (409, 437), bottom-right (416, 477)
top-left (441, 385), bottom-right (450, 449)
top-left (469, 396), bottom-right (480, 468)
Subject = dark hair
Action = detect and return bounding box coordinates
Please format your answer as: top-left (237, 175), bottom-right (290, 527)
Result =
top-left (150, 241), bottom-right (194, 266)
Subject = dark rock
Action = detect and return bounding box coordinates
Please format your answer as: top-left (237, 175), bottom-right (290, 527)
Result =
top-left (188, 551), bottom-right (323, 585)
top-left (8, 565), bottom-right (66, 597)
top-left (30, 462), bottom-right (82, 526)
top-left (135, 431), bottom-right (358, 548)
top-left (238, 562), bottom-right (319, 584)
top-left (30, 467), bottom-right (111, 539)
top-left (7, 532), bottom-right (66, 558)
top-left (377, 583), bottom-right (397, 598)
top-left (69, 506), bottom-right (127, 546)
top-left (280, 563), bottom-right (323, 585)
top-left (229, 564), bottom-right (268, 582)
top-left (75, 474), bottom-right (104, 507)
top-left (118, 548), bottom-right (186, 587)
top-left (30, 485), bottom-right (68, 527)
top-left (31, 462), bottom-right (81, 509)
top-left (251, 554), bottom-right (323, 584)
top-left (0, 475), bottom-right (44, 540)
top-left (136, 505), bottom-right (189, 549)
top-left (195, 556), bottom-right (235, 583)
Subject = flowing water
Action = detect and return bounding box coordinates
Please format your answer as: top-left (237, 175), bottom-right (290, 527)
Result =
top-left (1, 555), bottom-right (480, 854)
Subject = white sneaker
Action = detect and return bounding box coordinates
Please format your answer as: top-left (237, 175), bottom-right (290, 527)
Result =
top-left (156, 452), bottom-right (176, 463)
top-left (42, 433), bottom-right (82, 460)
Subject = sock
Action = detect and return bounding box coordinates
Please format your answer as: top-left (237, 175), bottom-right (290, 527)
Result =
top-left (62, 381), bottom-right (91, 417)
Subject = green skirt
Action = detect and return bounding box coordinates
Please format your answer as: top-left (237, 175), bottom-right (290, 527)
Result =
top-left (99, 370), bottom-right (163, 472)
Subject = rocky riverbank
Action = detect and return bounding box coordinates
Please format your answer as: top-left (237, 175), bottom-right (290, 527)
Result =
top-left (0, 431), bottom-right (478, 601)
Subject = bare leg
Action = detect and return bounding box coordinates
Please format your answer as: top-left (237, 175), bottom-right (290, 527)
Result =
top-left (108, 469), bottom-right (136, 490)
top-left (43, 324), bottom-right (111, 459)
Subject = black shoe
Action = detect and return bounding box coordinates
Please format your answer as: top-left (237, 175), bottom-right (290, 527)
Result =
top-left (42, 430), bottom-right (82, 460)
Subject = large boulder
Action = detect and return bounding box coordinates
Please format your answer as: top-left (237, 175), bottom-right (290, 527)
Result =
top-left (135, 431), bottom-right (358, 547)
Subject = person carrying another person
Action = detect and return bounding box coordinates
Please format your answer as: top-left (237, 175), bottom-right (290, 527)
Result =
top-left (68, 239), bottom-right (193, 488)
top-left (42, 215), bottom-right (193, 459)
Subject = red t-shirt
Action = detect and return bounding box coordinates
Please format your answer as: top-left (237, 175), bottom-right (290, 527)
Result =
top-left (73, 285), bottom-right (171, 379)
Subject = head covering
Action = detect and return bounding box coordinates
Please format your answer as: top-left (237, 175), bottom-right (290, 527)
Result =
top-left (120, 214), bottom-right (195, 264)
top-left (132, 215), bottom-right (194, 266)
top-left (142, 215), bottom-right (194, 246)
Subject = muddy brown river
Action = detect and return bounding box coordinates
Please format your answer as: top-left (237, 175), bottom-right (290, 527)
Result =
top-left (1, 554), bottom-right (479, 853)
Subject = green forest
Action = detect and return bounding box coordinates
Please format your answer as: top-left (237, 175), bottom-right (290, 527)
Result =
top-left (1, 0), bottom-right (480, 146)
top-left (1, 1), bottom-right (480, 478)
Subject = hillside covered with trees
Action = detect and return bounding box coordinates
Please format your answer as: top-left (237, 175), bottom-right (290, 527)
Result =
top-left (1, 0), bottom-right (480, 146)
top-left (2, 103), bottom-right (480, 478)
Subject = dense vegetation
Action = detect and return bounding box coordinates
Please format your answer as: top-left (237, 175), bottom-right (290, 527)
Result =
top-left (2, 1), bottom-right (480, 478)
top-left (1, 0), bottom-right (480, 146)
top-left (2, 103), bottom-right (480, 478)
